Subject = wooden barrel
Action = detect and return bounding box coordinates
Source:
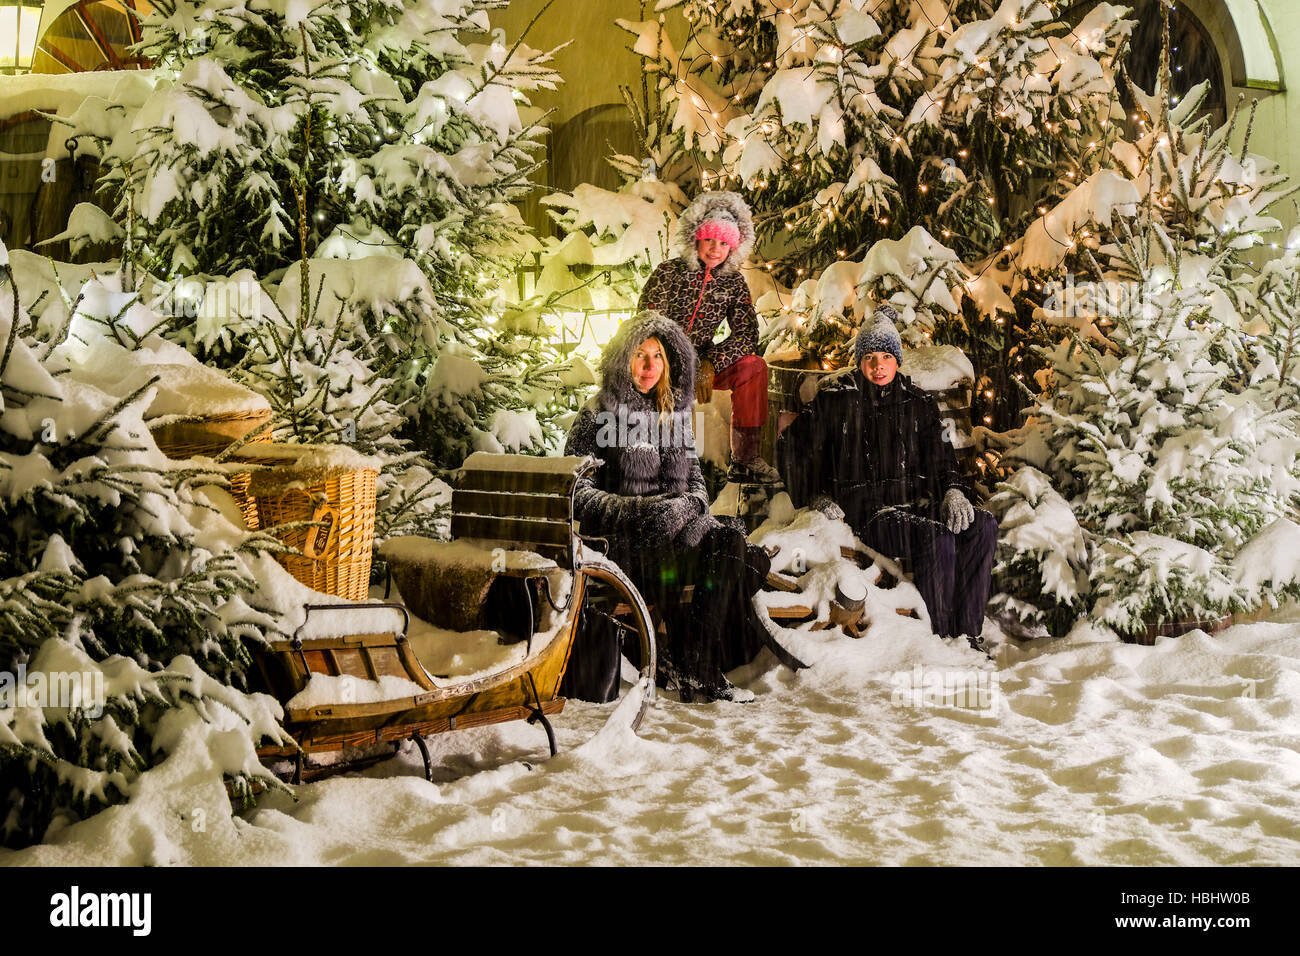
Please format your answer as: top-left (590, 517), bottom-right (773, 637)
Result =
top-left (762, 362), bottom-right (835, 462)
top-left (931, 385), bottom-right (976, 473)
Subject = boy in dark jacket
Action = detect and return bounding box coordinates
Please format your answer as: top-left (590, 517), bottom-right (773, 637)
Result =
top-left (778, 306), bottom-right (997, 644)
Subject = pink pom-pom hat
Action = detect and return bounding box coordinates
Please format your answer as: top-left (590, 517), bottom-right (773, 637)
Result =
top-left (694, 219), bottom-right (741, 248)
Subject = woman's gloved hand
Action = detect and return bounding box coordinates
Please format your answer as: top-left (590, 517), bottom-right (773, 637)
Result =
top-left (942, 488), bottom-right (975, 534)
top-left (640, 493), bottom-right (704, 542)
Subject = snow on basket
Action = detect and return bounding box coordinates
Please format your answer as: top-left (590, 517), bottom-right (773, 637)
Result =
top-left (135, 347), bottom-right (274, 459)
top-left (245, 444), bottom-right (384, 601)
top-left (151, 407), bottom-right (272, 460)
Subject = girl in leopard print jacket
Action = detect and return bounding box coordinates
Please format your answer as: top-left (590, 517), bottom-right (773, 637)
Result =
top-left (637, 192), bottom-right (778, 483)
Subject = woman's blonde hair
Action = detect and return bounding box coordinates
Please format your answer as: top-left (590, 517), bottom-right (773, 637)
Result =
top-left (629, 336), bottom-right (675, 417)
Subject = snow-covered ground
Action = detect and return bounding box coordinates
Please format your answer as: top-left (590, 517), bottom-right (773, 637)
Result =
top-left (4, 606), bottom-right (1298, 866)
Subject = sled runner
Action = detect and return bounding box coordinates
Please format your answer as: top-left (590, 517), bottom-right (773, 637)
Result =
top-left (250, 454), bottom-right (657, 783)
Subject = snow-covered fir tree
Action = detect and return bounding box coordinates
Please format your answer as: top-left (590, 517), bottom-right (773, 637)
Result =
top-left (73, 0), bottom-right (585, 476)
top-left (0, 244), bottom-right (288, 848)
top-left (988, 63), bottom-right (1300, 636)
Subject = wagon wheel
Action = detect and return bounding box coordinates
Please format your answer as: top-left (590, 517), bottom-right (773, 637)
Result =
top-left (575, 559), bottom-right (656, 732)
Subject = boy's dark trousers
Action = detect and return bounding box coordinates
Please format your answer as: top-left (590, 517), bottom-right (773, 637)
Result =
top-left (856, 505), bottom-right (998, 639)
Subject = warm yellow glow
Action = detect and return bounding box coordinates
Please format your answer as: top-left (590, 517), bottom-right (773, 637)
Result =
top-left (556, 310), bottom-right (629, 362)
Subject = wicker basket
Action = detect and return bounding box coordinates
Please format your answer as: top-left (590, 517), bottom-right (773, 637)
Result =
top-left (228, 472), bottom-right (260, 530)
top-left (253, 467), bottom-right (378, 601)
top-left (150, 408), bottom-right (272, 460)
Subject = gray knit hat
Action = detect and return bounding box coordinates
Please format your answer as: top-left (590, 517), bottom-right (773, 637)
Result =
top-left (854, 304), bottom-right (903, 366)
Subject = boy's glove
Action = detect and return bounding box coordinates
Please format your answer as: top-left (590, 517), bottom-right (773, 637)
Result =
top-left (809, 494), bottom-right (845, 521)
top-left (942, 488), bottom-right (975, 534)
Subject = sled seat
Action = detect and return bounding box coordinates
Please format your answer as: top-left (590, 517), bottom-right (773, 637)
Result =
top-left (386, 454), bottom-right (658, 722)
top-left (384, 454), bottom-right (596, 641)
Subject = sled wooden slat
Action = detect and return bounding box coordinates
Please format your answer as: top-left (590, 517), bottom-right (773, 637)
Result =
top-left (257, 699), bottom-right (567, 758)
top-left (453, 489), bottom-right (571, 521)
top-left (450, 513), bottom-right (573, 549)
top-left (455, 469), bottom-right (578, 496)
top-left (768, 604), bottom-right (814, 620)
top-left (294, 632), bottom-right (408, 650)
top-left (765, 571), bottom-right (801, 593)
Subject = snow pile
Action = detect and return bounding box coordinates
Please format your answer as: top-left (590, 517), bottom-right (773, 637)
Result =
top-left (900, 345), bottom-right (974, 392)
top-left (46, 283), bottom-right (270, 421)
top-left (287, 674), bottom-right (429, 711)
top-left (461, 452), bottom-right (593, 475)
top-left (242, 443), bottom-right (386, 498)
top-left (748, 506), bottom-right (931, 666)
top-left (1233, 518), bottom-right (1300, 600)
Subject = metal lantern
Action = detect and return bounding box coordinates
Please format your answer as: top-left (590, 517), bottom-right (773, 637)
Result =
top-left (0, 0), bottom-right (42, 74)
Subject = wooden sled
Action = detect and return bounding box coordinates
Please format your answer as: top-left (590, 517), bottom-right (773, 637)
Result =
top-left (250, 454), bottom-right (657, 783)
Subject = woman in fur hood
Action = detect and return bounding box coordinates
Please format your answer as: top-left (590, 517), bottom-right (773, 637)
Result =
top-left (564, 310), bottom-right (767, 703)
top-left (637, 191), bottom-right (779, 484)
